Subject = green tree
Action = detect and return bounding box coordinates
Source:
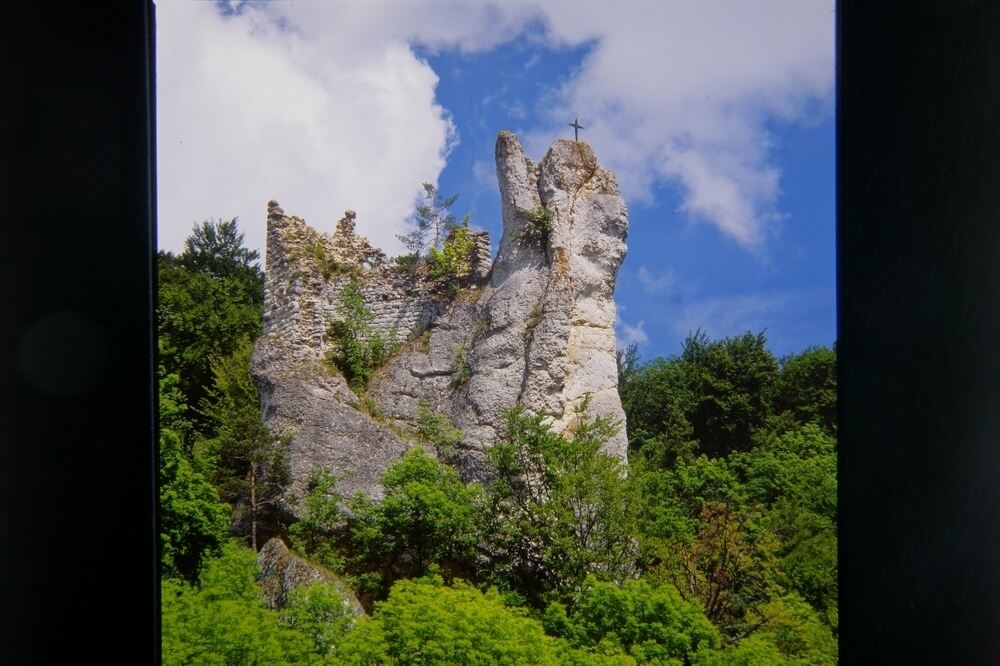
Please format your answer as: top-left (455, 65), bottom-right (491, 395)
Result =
top-left (772, 345), bottom-right (837, 435)
top-left (427, 214), bottom-right (476, 281)
top-left (334, 576), bottom-right (568, 665)
top-left (680, 330), bottom-right (779, 457)
top-left (197, 340), bottom-right (290, 550)
top-left (157, 219), bottom-right (263, 440)
top-left (280, 580), bottom-right (356, 659)
top-left (158, 365), bottom-right (230, 583)
top-left (482, 397), bottom-right (638, 606)
top-left (287, 468), bottom-right (345, 572)
top-left (179, 217), bottom-right (262, 285)
top-left (396, 182), bottom-right (460, 257)
top-left (543, 575), bottom-right (720, 664)
top-left (159, 426), bottom-right (230, 584)
top-left (349, 448), bottom-right (482, 592)
top-left (160, 542), bottom-right (313, 665)
top-left (618, 352), bottom-right (698, 468)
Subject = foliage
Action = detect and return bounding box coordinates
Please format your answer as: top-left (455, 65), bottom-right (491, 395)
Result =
top-left (773, 346), bottom-right (837, 435)
top-left (160, 542), bottom-right (314, 665)
top-left (452, 344), bottom-right (472, 387)
top-left (739, 424), bottom-right (837, 523)
top-left (518, 205), bottom-right (554, 246)
top-left (327, 281), bottom-right (398, 393)
top-left (427, 214), bottom-right (476, 281)
top-left (394, 252), bottom-right (420, 273)
top-left (348, 448), bottom-right (483, 593)
top-left (157, 219), bottom-right (263, 440)
top-left (159, 424), bottom-right (231, 584)
top-left (525, 303), bottom-right (544, 335)
top-left (416, 400), bottom-right (463, 459)
top-left (179, 217), bottom-right (261, 285)
top-left (658, 502), bottom-right (781, 634)
top-left (302, 238), bottom-right (339, 280)
top-left (618, 352), bottom-right (698, 468)
top-left (680, 330), bottom-right (779, 457)
top-left (334, 576), bottom-right (570, 665)
top-left (280, 580), bottom-right (356, 658)
top-left (753, 593), bottom-right (838, 664)
top-left (196, 340), bottom-right (290, 550)
top-left (482, 397), bottom-right (638, 606)
top-left (287, 468), bottom-right (345, 572)
top-left (396, 182), bottom-right (460, 256)
top-left (544, 575), bottom-right (720, 663)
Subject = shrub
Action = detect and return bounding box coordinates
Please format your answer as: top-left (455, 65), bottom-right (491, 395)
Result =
top-left (518, 205), bottom-right (554, 246)
top-left (334, 577), bottom-right (567, 665)
top-left (327, 281), bottom-right (398, 393)
top-left (393, 253), bottom-right (420, 273)
top-left (428, 215), bottom-right (476, 281)
top-left (416, 400), bottom-right (463, 458)
top-left (347, 448), bottom-right (483, 587)
top-left (452, 344), bottom-right (472, 386)
top-left (526, 302), bottom-right (544, 335)
top-left (303, 239), bottom-right (339, 280)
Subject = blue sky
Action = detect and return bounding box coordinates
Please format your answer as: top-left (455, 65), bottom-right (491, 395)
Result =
top-left (155, 0), bottom-right (835, 362)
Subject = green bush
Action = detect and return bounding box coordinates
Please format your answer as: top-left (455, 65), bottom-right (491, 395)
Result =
top-left (160, 542), bottom-right (314, 665)
top-left (334, 576), bottom-right (568, 665)
top-left (482, 396), bottom-right (637, 606)
top-left (428, 215), bottom-right (476, 281)
top-left (452, 344), bottom-right (472, 387)
top-left (327, 281), bottom-right (398, 393)
top-left (518, 205), bottom-right (554, 246)
top-left (417, 400), bottom-right (463, 458)
top-left (544, 575), bottom-right (720, 664)
top-left (348, 448), bottom-right (483, 589)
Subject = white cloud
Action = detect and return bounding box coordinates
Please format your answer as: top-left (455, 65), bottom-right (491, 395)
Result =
top-left (155, 1), bottom-right (833, 260)
top-left (155, 0), bottom-right (457, 258)
top-left (637, 266), bottom-right (674, 295)
top-left (519, 0), bottom-right (834, 252)
top-left (616, 318), bottom-right (650, 348)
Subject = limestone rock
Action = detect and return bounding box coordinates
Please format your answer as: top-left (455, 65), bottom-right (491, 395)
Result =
top-left (250, 335), bottom-right (410, 504)
top-left (252, 130), bottom-right (628, 508)
top-left (256, 537), bottom-right (364, 615)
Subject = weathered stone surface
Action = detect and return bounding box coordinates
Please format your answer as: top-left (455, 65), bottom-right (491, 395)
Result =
top-left (252, 130), bottom-right (627, 505)
top-left (250, 335), bottom-right (411, 503)
top-left (257, 537), bottom-right (364, 615)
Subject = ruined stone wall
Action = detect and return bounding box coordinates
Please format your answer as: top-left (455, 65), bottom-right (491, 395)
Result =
top-left (261, 200), bottom-right (490, 356)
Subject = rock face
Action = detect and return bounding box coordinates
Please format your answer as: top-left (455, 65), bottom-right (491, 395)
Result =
top-left (257, 537), bottom-right (364, 615)
top-left (251, 131), bottom-right (628, 510)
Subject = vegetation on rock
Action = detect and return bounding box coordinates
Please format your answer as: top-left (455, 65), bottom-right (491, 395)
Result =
top-left (518, 205), bottom-right (554, 246)
top-left (427, 215), bottom-right (475, 282)
top-left (326, 281), bottom-right (399, 393)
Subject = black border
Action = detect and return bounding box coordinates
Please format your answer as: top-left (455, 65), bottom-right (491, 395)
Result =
top-left (1, 2), bottom-right (157, 661)
top-left (6, 1), bottom-right (1000, 662)
top-left (838, 2), bottom-right (1000, 663)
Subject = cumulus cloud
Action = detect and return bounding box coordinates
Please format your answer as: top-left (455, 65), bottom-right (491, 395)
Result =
top-left (519, 0), bottom-right (834, 252)
top-left (155, 0), bottom-right (833, 259)
top-left (155, 0), bottom-right (458, 258)
top-left (616, 318), bottom-right (650, 348)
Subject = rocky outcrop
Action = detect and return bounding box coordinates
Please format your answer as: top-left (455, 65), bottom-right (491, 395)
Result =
top-left (256, 537), bottom-right (364, 615)
top-left (251, 130), bottom-right (628, 511)
top-left (370, 132), bottom-right (629, 466)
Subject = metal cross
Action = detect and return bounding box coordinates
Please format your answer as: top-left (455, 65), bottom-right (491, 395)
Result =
top-left (569, 117), bottom-right (584, 141)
